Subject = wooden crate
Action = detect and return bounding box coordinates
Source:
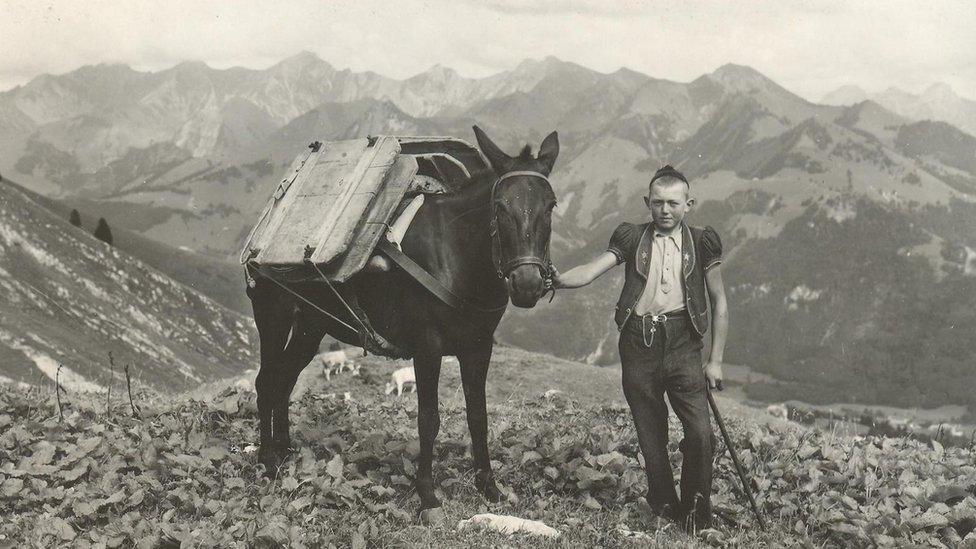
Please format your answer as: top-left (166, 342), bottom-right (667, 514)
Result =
top-left (240, 136), bottom-right (418, 280)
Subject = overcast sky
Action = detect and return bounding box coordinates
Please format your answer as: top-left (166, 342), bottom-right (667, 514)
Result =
top-left (1, 0), bottom-right (973, 101)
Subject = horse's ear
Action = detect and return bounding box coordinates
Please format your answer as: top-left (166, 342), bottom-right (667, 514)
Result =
top-left (473, 125), bottom-right (511, 173)
top-left (537, 130), bottom-right (559, 175)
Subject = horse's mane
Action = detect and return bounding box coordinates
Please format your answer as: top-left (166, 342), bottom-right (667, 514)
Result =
top-left (466, 167), bottom-right (497, 187)
top-left (442, 143), bottom-right (540, 205)
top-left (515, 145), bottom-right (533, 160)
top-left (466, 144), bottom-right (535, 186)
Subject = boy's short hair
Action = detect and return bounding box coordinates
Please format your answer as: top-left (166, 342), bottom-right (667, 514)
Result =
top-left (648, 165), bottom-right (689, 192)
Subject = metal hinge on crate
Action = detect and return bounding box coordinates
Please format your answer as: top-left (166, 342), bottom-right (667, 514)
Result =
top-left (274, 141), bottom-right (321, 200)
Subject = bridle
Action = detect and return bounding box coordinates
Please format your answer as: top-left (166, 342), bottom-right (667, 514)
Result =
top-left (487, 170), bottom-right (557, 297)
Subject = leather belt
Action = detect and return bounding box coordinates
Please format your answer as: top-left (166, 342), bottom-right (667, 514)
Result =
top-left (633, 309), bottom-right (688, 347)
top-left (634, 309), bottom-right (688, 324)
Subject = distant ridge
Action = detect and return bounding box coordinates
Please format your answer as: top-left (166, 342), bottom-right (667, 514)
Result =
top-left (821, 82), bottom-right (976, 136)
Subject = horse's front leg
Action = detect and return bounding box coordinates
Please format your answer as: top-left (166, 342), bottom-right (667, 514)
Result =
top-left (271, 325), bottom-right (322, 456)
top-left (413, 353), bottom-right (443, 513)
top-left (458, 345), bottom-right (503, 503)
top-left (247, 282), bottom-right (293, 474)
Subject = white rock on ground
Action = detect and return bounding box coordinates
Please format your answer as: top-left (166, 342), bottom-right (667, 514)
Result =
top-left (457, 514), bottom-right (560, 538)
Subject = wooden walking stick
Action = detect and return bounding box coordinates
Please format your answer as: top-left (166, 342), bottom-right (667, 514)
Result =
top-left (707, 389), bottom-right (767, 530)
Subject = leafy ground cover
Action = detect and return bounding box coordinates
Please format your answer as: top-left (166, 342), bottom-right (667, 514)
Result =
top-left (1, 347), bottom-right (975, 547)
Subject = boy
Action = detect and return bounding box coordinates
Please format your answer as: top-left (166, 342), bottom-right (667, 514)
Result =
top-left (554, 165), bottom-right (728, 530)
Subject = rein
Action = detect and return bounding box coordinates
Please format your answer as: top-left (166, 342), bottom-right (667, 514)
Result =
top-left (487, 170), bottom-right (556, 295)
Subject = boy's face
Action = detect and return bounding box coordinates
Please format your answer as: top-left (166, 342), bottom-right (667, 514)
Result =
top-left (644, 180), bottom-right (693, 231)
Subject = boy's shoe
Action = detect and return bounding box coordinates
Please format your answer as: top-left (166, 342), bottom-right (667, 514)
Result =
top-left (697, 528), bottom-right (727, 545)
top-left (677, 510), bottom-right (713, 534)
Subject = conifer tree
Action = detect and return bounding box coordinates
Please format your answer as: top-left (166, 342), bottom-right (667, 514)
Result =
top-left (69, 209), bottom-right (82, 227)
top-left (94, 217), bottom-right (114, 246)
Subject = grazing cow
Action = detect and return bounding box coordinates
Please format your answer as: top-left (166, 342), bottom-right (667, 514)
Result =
top-left (319, 349), bottom-right (348, 368)
top-left (318, 350), bottom-right (351, 381)
top-left (385, 366), bottom-right (416, 396)
top-left (765, 404), bottom-right (788, 419)
top-left (942, 423), bottom-right (965, 438)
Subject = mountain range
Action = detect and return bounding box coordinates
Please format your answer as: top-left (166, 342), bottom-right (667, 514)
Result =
top-left (1, 52), bottom-right (974, 415)
top-left (821, 82), bottom-right (976, 137)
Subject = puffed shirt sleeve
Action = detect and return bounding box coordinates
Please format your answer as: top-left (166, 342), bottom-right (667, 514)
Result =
top-left (606, 222), bottom-right (636, 265)
top-left (700, 226), bottom-right (723, 271)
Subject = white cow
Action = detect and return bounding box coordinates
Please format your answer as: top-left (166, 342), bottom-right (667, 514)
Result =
top-left (385, 366), bottom-right (416, 396)
top-left (318, 350), bottom-right (350, 381)
top-left (766, 404), bottom-right (789, 419)
top-left (942, 424), bottom-right (965, 438)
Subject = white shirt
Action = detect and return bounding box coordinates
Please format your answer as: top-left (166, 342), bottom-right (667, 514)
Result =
top-left (634, 226), bottom-right (685, 316)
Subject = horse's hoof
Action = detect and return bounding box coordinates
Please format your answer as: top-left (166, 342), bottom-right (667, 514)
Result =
top-left (483, 484), bottom-right (504, 503)
top-left (476, 474), bottom-right (504, 503)
top-left (419, 506), bottom-right (446, 527)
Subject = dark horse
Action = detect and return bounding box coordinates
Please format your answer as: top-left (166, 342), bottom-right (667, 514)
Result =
top-left (246, 126), bottom-right (559, 514)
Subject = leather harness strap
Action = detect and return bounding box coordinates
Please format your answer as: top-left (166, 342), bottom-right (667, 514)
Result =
top-left (376, 239), bottom-right (507, 313)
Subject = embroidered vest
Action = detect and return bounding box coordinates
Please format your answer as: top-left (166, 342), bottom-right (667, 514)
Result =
top-left (613, 222), bottom-right (710, 335)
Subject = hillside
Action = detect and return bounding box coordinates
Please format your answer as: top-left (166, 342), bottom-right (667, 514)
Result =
top-left (0, 178), bottom-right (256, 391)
top-left (1, 346), bottom-right (974, 547)
top-left (3, 178), bottom-right (251, 315)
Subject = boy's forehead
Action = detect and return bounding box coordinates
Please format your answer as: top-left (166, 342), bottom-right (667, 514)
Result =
top-left (648, 180), bottom-right (689, 199)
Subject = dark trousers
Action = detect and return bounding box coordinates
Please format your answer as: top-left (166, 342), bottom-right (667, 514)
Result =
top-left (619, 312), bottom-right (716, 527)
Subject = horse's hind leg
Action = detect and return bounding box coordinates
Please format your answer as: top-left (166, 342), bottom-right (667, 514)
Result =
top-left (458, 345), bottom-right (503, 503)
top-left (413, 353), bottom-right (443, 512)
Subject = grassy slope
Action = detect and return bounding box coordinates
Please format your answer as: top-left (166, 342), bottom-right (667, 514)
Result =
top-left (2, 346), bottom-right (974, 547)
top-left (0, 179), bottom-right (257, 391)
top-left (1, 178), bottom-right (251, 315)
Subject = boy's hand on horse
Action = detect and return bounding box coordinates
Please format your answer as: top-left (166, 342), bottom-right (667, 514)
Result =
top-left (547, 265), bottom-right (560, 288)
top-left (704, 360), bottom-right (724, 391)
top-left (552, 252), bottom-right (617, 289)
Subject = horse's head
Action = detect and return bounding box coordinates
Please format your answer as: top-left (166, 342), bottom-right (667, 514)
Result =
top-left (473, 125), bottom-right (560, 309)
